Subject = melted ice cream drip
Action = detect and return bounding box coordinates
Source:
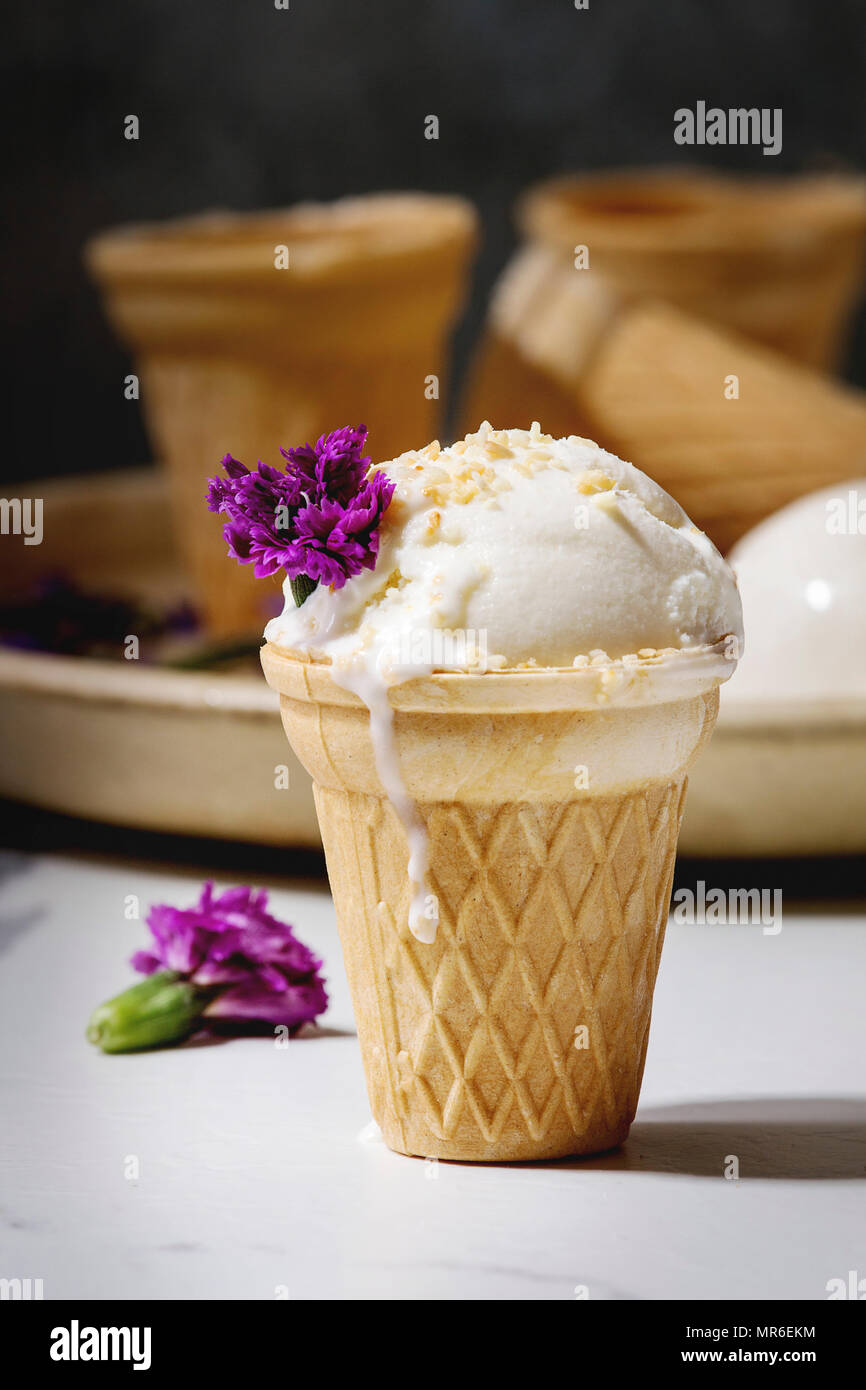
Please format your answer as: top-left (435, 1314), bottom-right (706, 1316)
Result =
top-left (329, 655), bottom-right (438, 943)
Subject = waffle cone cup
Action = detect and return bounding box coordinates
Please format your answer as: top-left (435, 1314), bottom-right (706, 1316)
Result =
top-left (520, 168), bottom-right (866, 369)
top-left (460, 168), bottom-right (866, 515)
top-left (459, 241), bottom-right (617, 440)
top-left (576, 301), bottom-right (866, 554)
top-left (465, 279), bottom-right (866, 554)
top-left (261, 643), bottom-right (721, 1162)
top-left (86, 195), bottom-right (478, 637)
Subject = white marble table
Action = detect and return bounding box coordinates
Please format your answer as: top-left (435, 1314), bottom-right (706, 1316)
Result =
top-left (1, 852), bottom-right (864, 1301)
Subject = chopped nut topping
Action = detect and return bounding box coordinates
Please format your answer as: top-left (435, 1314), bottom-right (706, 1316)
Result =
top-left (577, 470), bottom-right (616, 495)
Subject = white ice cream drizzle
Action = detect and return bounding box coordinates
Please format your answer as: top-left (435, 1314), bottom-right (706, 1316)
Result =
top-left (328, 654), bottom-right (438, 944)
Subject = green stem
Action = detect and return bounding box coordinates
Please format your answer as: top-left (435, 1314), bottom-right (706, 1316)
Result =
top-left (290, 574), bottom-right (318, 607)
top-left (86, 971), bottom-right (205, 1053)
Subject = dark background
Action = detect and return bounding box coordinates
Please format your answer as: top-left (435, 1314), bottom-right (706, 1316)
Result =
top-left (5, 0), bottom-right (866, 483)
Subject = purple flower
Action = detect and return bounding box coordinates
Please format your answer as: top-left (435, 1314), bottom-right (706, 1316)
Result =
top-left (281, 425), bottom-right (371, 505)
top-left (131, 883), bottom-right (328, 1032)
top-left (206, 426), bottom-right (395, 602)
top-left (291, 470), bottom-right (395, 587)
top-left (207, 453), bottom-right (305, 577)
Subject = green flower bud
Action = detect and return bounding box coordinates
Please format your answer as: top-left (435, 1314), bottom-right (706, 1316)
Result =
top-left (86, 971), bottom-right (203, 1054)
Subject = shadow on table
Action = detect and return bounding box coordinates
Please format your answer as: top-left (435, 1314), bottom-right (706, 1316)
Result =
top-left (573, 1097), bottom-right (866, 1180)
top-left (178, 1021), bottom-right (355, 1049)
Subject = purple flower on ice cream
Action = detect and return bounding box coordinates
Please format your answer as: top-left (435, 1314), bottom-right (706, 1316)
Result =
top-left (206, 425), bottom-right (395, 604)
top-left (131, 882), bottom-right (328, 1032)
top-left (280, 424), bottom-right (371, 505)
top-left (291, 469), bottom-right (396, 587)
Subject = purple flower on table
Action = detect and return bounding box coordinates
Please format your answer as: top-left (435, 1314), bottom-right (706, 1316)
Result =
top-left (206, 425), bottom-right (394, 603)
top-left (131, 883), bottom-right (328, 1031)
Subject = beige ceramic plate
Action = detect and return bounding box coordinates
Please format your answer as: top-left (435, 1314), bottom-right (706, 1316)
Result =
top-left (0, 469), bottom-right (318, 845)
top-left (680, 692), bottom-right (866, 856)
top-left (1, 470), bottom-right (863, 854)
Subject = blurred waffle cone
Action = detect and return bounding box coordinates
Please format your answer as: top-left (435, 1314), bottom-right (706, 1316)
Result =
top-left (460, 241), bottom-right (619, 438)
top-left (521, 167), bottom-right (866, 368)
top-left (261, 644), bottom-right (720, 1161)
top-left (87, 195), bottom-right (478, 637)
top-left (461, 167), bottom-right (866, 448)
top-left (576, 301), bottom-right (866, 554)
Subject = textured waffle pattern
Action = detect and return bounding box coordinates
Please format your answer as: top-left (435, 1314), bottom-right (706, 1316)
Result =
top-left (316, 779), bottom-right (687, 1161)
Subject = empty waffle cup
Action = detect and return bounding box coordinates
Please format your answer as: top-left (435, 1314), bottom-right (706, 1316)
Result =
top-left (519, 167), bottom-right (866, 369)
top-left (460, 167), bottom-right (866, 441)
top-left (87, 194), bottom-right (478, 637)
top-left (575, 301), bottom-right (866, 555)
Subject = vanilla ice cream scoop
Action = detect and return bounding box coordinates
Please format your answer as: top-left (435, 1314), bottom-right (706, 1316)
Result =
top-left (265, 422), bottom-right (743, 674)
